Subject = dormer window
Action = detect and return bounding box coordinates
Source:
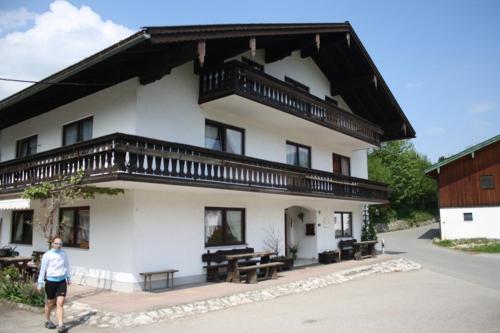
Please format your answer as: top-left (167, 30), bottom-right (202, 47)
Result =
top-left (205, 120), bottom-right (244, 155)
top-left (63, 117), bottom-right (93, 146)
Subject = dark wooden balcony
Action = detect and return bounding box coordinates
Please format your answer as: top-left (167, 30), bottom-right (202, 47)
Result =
top-left (0, 133), bottom-right (390, 202)
top-left (199, 60), bottom-right (384, 146)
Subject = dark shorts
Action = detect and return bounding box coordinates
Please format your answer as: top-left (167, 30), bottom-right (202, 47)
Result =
top-left (45, 280), bottom-right (67, 300)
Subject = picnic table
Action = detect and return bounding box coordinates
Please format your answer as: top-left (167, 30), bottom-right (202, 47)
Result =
top-left (225, 251), bottom-right (283, 284)
top-left (0, 256), bottom-right (32, 269)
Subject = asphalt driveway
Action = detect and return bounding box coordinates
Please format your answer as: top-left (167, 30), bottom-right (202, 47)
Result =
top-left (380, 223), bottom-right (500, 291)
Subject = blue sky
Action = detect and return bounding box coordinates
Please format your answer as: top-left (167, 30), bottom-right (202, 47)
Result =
top-left (1, 0), bottom-right (499, 162)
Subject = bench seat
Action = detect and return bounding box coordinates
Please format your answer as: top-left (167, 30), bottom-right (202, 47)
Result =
top-left (140, 269), bottom-right (178, 291)
top-left (238, 262), bottom-right (284, 284)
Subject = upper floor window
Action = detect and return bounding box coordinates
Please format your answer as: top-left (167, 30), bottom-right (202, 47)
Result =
top-left (205, 120), bottom-right (244, 155)
top-left (242, 57), bottom-right (264, 71)
top-left (205, 207), bottom-right (245, 247)
top-left (63, 117), bottom-right (93, 146)
top-left (286, 141), bottom-right (311, 168)
top-left (332, 153), bottom-right (350, 176)
top-left (480, 175), bottom-right (495, 189)
top-left (284, 76), bottom-right (310, 93)
top-left (16, 135), bottom-right (37, 158)
top-left (59, 206), bottom-right (90, 249)
top-left (11, 210), bottom-right (33, 245)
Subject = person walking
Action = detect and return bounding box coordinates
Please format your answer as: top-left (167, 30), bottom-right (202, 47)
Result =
top-left (37, 237), bottom-right (71, 333)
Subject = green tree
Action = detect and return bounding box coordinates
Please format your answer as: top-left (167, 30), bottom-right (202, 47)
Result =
top-left (22, 170), bottom-right (124, 247)
top-left (368, 140), bottom-right (437, 219)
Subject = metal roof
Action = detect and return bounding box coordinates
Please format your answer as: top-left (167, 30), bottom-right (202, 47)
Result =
top-left (425, 134), bottom-right (500, 174)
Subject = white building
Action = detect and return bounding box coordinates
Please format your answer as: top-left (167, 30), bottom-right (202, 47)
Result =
top-left (426, 135), bottom-right (500, 240)
top-left (0, 23), bottom-right (415, 291)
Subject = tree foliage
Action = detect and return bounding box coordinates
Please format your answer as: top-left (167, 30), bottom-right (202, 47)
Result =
top-left (22, 170), bottom-right (124, 245)
top-left (368, 140), bottom-right (437, 218)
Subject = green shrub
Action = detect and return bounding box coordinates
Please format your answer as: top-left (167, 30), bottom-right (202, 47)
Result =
top-left (0, 267), bottom-right (45, 307)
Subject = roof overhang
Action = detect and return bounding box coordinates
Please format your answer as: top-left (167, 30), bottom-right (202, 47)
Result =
top-left (425, 134), bottom-right (500, 178)
top-left (0, 23), bottom-right (415, 141)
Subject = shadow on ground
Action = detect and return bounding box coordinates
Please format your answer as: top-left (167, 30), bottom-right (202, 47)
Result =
top-left (65, 311), bottom-right (97, 330)
top-left (418, 228), bottom-right (441, 240)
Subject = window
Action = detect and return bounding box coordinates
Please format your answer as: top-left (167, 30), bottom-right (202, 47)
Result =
top-left (480, 175), bottom-right (495, 189)
top-left (59, 207), bottom-right (90, 249)
top-left (284, 76), bottom-right (310, 93)
top-left (205, 120), bottom-right (244, 155)
top-left (463, 213), bottom-right (473, 222)
top-left (63, 117), bottom-right (93, 146)
top-left (286, 141), bottom-right (311, 168)
top-left (334, 212), bottom-right (352, 238)
top-left (205, 207), bottom-right (245, 247)
top-left (16, 135), bottom-right (37, 158)
top-left (11, 210), bottom-right (33, 244)
top-left (332, 153), bottom-right (350, 176)
top-left (242, 57), bottom-right (264, 71)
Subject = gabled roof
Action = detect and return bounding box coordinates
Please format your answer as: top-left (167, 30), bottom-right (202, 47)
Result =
top-left (0, 23), bottom-right (415, 141)
top-left (425, 134), bottom-right (500, 175)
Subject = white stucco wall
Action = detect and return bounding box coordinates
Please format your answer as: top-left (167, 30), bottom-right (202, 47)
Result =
top-left (440, 206), bottom-right (500, 240)
top-left (351, 149), bottom-right (368, 179)
top-left (0, 185), bottom-right (365, 292)
top-left (0, 79), bottom-right (138, 162)
top-left (0, 191), bottom-right (136, 291)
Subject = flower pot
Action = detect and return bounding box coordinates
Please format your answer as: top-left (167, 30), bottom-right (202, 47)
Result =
top-left (318, 251), bottom-right (338, 264)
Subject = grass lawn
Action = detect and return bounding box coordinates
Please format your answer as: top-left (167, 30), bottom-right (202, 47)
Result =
top-left (433, 238), bottom-right (500, 253)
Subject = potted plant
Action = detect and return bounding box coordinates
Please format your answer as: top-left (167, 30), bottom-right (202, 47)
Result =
top-left (318, 250), bottom-right (339, 264)
top-left (288, 244), bottom-right (299, 260)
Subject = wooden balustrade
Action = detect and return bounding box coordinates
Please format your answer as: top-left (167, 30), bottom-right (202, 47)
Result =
top-left (199, 61), bottom-right (383, 146)
top-left (0, 133), bottom-right (389, 202)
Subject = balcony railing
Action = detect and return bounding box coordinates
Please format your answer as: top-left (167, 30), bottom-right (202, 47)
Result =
top-left (199, 60), bottom-right (384, 146)
top-left (0, 133), bottom-right (390, 202)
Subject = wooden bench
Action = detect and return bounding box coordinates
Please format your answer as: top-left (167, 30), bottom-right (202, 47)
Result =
top-left (353, 240), bottom-right (378, 260)
top-left (237, 262), bottom-right (284, 284)
top-left (139, 269), bottom-right (178, 291)
top-left (338, 239), bottom-right (357, 260)
top-left (201, 247), bottom-right (255, 282)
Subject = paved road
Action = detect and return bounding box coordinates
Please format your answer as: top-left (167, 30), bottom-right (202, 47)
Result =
top-left (2, 224), bottom-right (500, 333)
top-left (380, 223), bottom-right (500, 291)
top-left (2, 268), bottom-right (500, 333)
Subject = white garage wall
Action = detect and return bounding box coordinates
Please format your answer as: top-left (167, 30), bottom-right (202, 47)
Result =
top-left (440, 206), bottom-right (500, 239)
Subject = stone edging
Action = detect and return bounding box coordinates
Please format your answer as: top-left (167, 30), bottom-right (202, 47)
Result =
top-left (58, 258), bottom-right (422, 328)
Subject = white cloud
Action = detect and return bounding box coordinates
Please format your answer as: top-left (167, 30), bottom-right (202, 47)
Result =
top-left (0, 0), bottom-right (134, 100)
top-left (405, 81), bottom-right (423, 88)
top-left (0, 7), bottom-right (37, 34)
top-left (469, 101), bottom-right (496, 113)
top-left (427, 126), bottom-right (446, 136)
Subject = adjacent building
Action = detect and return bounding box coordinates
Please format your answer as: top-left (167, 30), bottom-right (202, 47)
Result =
top-left (0, 23), bottom-right (414, 291)
top-left (426, 135), bottom-right (500, 240)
